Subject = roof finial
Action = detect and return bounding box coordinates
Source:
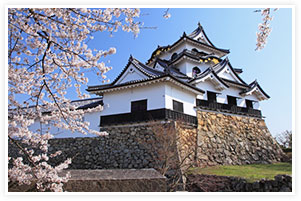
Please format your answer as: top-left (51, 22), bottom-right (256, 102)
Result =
top-left (183, 31), bottom-right (186, 37)
top-left (198, 21), bottom-right (202, 27)
top-left (129, 54), bottom-right (133, 61)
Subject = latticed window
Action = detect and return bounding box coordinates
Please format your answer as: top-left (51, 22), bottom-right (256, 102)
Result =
top-left (131, 99), bottom-right (147, 112)
top-left (173, 100), bottom-right (184, 113)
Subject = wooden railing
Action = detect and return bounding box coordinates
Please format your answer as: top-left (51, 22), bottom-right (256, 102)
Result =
top-left (100, 109), bottom-right (197, 126)
top-left (196, 99), bottom-right (262, 118)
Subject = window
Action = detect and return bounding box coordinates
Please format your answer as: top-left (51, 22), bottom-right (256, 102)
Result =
top-left (173, 100), bottom-right (184, 113)
top-left (192, 66), bottom-right (201, 77)
top-left (207, 91), bottom-right (217, 103)
top-left (192, 48), bottom-right (199, 54)
top-left (227, 96), bottom-right (237, 106)
top-left (131, 99), bottom-right (147, 112)
top-left (171, 53), bottom-right (178, 60)
top-left (245, 99), bottom-right (253, 109)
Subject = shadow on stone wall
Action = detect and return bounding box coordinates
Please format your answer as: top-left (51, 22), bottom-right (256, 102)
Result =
top-left (196, 110), bottom-right (285, 167)
top-left (186, 174), bottom-right (292, 192)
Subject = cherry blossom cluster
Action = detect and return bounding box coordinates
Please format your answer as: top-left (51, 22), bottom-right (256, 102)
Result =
top-left (163, 8), bottom-right (171, 19)
top-left (255, 8), bottom-right (278, 51)
top-left (8, 8), bottom-right (141, 192)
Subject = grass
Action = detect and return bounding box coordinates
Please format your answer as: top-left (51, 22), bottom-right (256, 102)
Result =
top-left (189, 162), bottom-right (292, 182)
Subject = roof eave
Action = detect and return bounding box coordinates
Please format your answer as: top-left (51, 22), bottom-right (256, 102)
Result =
top-left (87, 75), bottom-right (204, 95)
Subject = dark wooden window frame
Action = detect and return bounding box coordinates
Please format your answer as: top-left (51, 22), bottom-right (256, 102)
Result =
top-left (227, 95), bottom-right (237, 106)
top-left (172, 100), bottom-right (184, 113)
top-left (207, 91), bottom-right (217, 103)
top-left (245, 99), bottom-right (254, 109)
top-left (131, 99), bottom-right (147, 112)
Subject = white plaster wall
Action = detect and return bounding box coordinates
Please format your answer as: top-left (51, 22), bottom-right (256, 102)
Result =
top-left (164, 83), bottom-right (197, 116)
top-left (175, 60), bottom-right (189, 76)
top-left (154, 62), bottom-right (165, 71)
top-left (191, 31), bottom-right (210, 45)
top-left (175, 60), bottom-right (212, 77)
top-left (241, 94), bottom-right (261, 110)
top-left (29, 112), bottom-right (101, 138)
top-left (101, 81), bottom-right (198, 117)
top-left (101, 83), bottom-right (166, 116)
top-left (195, 81), bottom-right (226, 103)
top-left (217, 64), bottom-right (242, 83)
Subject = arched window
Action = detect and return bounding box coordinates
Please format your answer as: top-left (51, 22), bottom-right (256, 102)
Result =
top-left (192, 48), bottom-right (199, 54)
top-left (171, 53), bottom-right (178, 60)
top-left (192, 66), bottom-right (201, 77)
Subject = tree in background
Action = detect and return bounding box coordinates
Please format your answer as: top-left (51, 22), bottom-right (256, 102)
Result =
top-left (275, 130), bottom-right (292, 149)
top-left (255, 8), bottom-right (278, 51)
top-left (8, 8), bottom-right (141, 191)
top-left (139, 121), bottom-right (196, 191)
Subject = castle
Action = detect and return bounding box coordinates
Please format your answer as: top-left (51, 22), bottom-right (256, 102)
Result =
top-left (87, 23), bottom-right (270, 127)
top-left (22, 23), bottom-right (283, 170)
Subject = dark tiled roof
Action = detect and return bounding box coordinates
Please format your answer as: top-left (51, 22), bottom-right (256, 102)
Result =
top-left (240, 80), bottom-right (270, 99)
top-left (188, 22), bottom-right (217, 48)
top-left (154, 58), bottom-right (190, 79)
top-left (189, 67), bottom-right (229, 88)
top-left (110, 56), bottom-right (164, 86)
top-left (146, 24), bottom-right (230, 65)
top-left (167, 49), bottom-right (221, 65)
top-left (9, 97), bottom-right (103, 115)
top-left (77, 100), bottom-right (103, 110)
top-left (87, 74), bottom-right (205, 94)
top-left (222, 78), bottom-right (249, 88)
top-left (132, 58), bottom-right (165, 77)
top-left (214, 57), bottom-right (248, 86)
top-left (234, 68), bottom-right (243, 74)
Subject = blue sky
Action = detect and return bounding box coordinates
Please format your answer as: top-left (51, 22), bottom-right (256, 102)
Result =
top-left (70, 8), bottom-right (292, 137)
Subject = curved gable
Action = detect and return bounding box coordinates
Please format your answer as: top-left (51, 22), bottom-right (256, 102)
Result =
top-left (215, 58), bottom-right (248, 86)
top-left (240, 80), bottom-right (270, 101)
top-left (116, 63), bottom-right (150, 85)
top-left (188, 22), bottom-right (214, 47)
top-left (190, 68), bottom-right (229, 91)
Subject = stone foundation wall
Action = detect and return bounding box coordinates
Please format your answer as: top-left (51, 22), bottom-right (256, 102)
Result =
top-left (9, 123), bottom-right (159, 170)
top-left (186, 174), bottom-right (292, 192)
top-left (8, 110), bottom-right (284, 171)
top-left (175, 122), bottom-right (198, 169)
top-left (9, 122), bottom-right (185, 170)
top-left (196, 110), bottom-right (284, 167)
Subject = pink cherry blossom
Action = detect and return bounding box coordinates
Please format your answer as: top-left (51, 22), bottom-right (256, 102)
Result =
top-left (255, 8), bottom-right (278, 51)
top-left (8, 8), bottom-right (141, 192)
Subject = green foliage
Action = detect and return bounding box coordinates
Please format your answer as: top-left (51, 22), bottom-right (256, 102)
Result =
top-left (189, 163), bottom-right (292, 182)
